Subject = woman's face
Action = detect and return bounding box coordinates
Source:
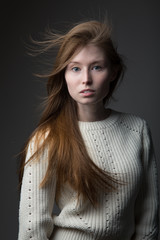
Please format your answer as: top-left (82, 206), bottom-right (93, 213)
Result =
top-left (65, 44), bottom-right (114, 110)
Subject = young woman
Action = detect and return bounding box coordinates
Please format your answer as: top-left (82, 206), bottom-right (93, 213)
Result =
top-left (18, 20), bottom-right (159, 240)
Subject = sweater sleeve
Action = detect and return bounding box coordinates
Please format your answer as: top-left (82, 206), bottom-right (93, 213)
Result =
top-left (18, 141), bottom-right (56, 240)
top-left (132, 121), bottom-right (159, 240)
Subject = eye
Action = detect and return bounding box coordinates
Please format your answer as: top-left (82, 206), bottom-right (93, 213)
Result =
top-left (72, 67), bottom-right (80, 72)
top-left (92, 66), bottom-right (102, 71)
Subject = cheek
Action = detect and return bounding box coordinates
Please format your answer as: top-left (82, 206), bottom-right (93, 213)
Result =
top-left (65, 75), bottom-right (77, 98)
top-left (65, 72), bottom-right (75, 87)
top-left (97, 73), bottom-right (111, 89)
top-left (65, 80), bottom-right (76, 94)
top-left (101, 82), bottom-right (110, 97)
top-left (96, 75), bottom-right (112, 97)
top-left (65, 74), bottom-right (71, 90)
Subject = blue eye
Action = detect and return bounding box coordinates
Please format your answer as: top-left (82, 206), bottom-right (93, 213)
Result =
top-left (93, 66), bottom-right (102, 71)
top-left (72, 67), bottom-right (80, 72)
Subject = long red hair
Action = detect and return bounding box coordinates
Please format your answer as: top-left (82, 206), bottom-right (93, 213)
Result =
top-left (19, 20), bottom-right (125, 206)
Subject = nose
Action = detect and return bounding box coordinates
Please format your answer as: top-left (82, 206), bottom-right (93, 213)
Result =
top-left (82, 69), bottom-right (92, 85)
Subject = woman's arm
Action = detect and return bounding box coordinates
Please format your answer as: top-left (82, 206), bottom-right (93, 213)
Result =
top-left (18, 141), bottom-right (56, 240)
top-left (132, 121), bottom-right (159, 239)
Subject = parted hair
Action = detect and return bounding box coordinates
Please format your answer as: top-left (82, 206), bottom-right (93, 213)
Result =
top-left (19, 20), bottom-right (125, 206)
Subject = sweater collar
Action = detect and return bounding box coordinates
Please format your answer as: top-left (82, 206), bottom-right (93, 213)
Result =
top-left (78, 109), bottom-right (120, 131)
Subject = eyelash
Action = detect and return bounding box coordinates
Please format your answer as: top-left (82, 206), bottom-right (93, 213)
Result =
top-left (92, 66), bottom-right (102, 71)
top-left (71, 65), bottom-right (103, 72)
top-left (72, 67), bottom-right (80, 72)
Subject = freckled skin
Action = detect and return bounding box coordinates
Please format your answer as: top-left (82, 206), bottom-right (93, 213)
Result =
top-left (65, 44), bottom-right (115, 121)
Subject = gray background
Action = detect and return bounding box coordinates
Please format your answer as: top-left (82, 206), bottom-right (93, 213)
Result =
top-left (1, 0), bottom-right (160, 239)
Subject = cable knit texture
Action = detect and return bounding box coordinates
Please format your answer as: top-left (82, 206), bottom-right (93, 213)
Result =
top-left (18, 110), bottom-right (159, 240)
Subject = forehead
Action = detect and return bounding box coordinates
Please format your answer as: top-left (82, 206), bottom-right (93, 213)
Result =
top-left (70, 44), bottom-right (106, 63)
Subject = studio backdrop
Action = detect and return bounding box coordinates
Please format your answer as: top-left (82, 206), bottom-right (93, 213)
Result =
top-left (1, 0), bottom-right (159, 239)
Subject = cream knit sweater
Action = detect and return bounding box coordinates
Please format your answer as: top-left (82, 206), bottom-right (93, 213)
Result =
top-left (18, 110), bottom-right (159, 240)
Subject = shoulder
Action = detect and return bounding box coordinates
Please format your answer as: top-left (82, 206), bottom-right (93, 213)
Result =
top-left (112, 109), bottom-right (147, 135)
top-left (28, 130), bottom-right (49, 151)
top-left (25, 130), bottom-right (50, 162)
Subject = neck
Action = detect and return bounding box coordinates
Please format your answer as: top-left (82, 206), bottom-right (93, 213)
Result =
top-left (78, 104), bottom-right (110, 122)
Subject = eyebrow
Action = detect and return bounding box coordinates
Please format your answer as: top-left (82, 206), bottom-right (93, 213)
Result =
top-left (68, 60), bottom-right (106, 65)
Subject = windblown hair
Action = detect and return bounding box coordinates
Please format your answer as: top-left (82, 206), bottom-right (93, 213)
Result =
top-left (19, 20), bottom-right (125, 206)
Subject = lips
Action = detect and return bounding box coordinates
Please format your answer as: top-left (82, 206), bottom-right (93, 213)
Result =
top-left (80, 89), bottom-right (95, 93)
top-left (79, 89), bottom-right (95, 97)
